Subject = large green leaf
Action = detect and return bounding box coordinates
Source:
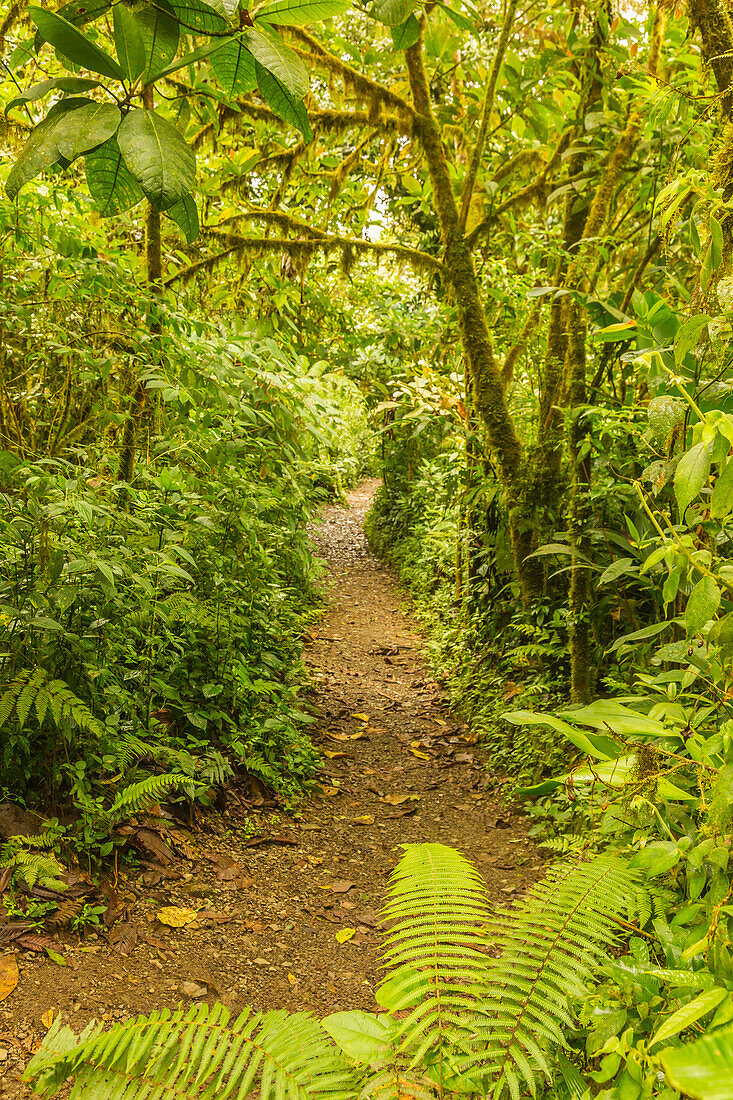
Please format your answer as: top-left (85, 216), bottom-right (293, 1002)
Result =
top-left (322, 1011), bottom-right (397, 1063)
top-left (391, 13), bottom-right (420, 48)
top-left (210, 38), bottom-right (257, 95)
top-left (5, 98), bottom-right (90, 199)
top-left (112, 3), bottom-right (146, 80)
top-left (557, 700), bottom-right (668, 738)
top-left (256, 62), bottom-right (312, 140)
top-left (652, 988), bottom-right (728, 1048)
top-left (85, 136), bottom-right (145, 214)
top-left (255, 0), bottom-right (350, 26)
top-left (244, 26), bottom-right (308, 96)
top-left (5, 77), bottom-right (101, 116)
top-left (503, 710), bottom-right (621, 760)
top-left (711, 456), bottom-right (733, 519)
top-left (674, 440), bottom-right (713, 514)
top-left (169, 0), bottom-right (228, 32)
top-left (117, 108), bottom-right (195, 210)
top-left (629, 841), bottom-right (682, 877)
top-left (136, 0), bottom-right (180, 81)
top-left (371, 0), bottom-right (415, 25)
top-left (54, 101), bottom-right (121, 160)
top-left (149, 36), bottom-right (228, 80)
top-left (674, 314), bottom-right (710, 366)
top-left (662, 1026), bottom-right (733, 1099)
top-left (28, 6), bottom-right (125, 81)
top-left (685, 575), bottom-right (721, 636)
top-left (33, 0), bottom-right (111, 51)
top-left (166, 193), bottom-right (199, 243)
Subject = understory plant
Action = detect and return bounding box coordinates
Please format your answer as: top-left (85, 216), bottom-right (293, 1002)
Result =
top-left (25, 843), bottom-right (637, 1099)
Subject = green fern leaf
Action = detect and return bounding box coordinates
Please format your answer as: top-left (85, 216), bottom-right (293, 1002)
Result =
top-left (378, 843), bottom-right (491, 1062)
top-left (16, 670), bottom-right (45, 729)
top-left (461, 855), bottom-right (637, 1097)
top-left (34, 687), bottom-right (50, 727)
top-left (106, 772), bottom-right (188, 821)
top-left (25, 1004), bottom-right (357, 1100)
top-left (0, 672), bottom-right (29, 728)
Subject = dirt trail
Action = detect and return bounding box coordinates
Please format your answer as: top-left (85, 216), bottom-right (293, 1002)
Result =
top-left (1, 480), bottom-right (538, 1096)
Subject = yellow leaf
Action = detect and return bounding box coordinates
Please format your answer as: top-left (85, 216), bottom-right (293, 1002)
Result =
top-left (319, 785), bottom-right (341, 797)
top-left (352, 814), bottom-right (375, 825)
top-left (409, 749), bottom-right (430, 761)
top-left (287, 973), bottom-right (298, 986)
top-left (0, 955), bottom-right (18, 1001)
top-left (336, 928), bottom-right (356, 944)
top-left (351, 713), bottom-right (370, 722)
top-left (41, 1009), bottom-right (54, 1029)
top-left (323, 750), bottom-right (346, 759)
top-left (380, 793), bottom-right (420, 805)
top-left (156, 906), bottom-right (199, 928)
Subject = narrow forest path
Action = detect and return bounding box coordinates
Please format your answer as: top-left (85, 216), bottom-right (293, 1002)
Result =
top-left (1, 480), bottom-right (539, 1097)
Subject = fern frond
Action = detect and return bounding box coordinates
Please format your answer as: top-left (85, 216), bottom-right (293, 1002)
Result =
top-left (114, 732), bottom-right (154, 769)
top-left (106, 773), bottom-right (188, 821)
top-left (25, 1004), bottom-right (358, 1100)
top-left (462, 856), bottom-right (637, 1098)
top-left (0, 847), bottom-right (66, 890)
top-left (379, 843), bottom-right (491, 1062)
top-left (0, 670), bottom-right (106, 738)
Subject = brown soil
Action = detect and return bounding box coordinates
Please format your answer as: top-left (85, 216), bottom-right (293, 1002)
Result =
top-left (0, 479), bottom-right (538, 1097)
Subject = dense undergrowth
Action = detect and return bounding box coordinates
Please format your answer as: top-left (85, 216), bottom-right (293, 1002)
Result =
top-left (0, 189), bottom-right (373, 873)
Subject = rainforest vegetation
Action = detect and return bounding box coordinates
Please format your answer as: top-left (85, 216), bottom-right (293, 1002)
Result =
top-left (3, 0), bottom-right (733, 1095)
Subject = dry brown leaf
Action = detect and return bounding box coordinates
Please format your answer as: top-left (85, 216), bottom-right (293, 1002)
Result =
top-left (41, 1009), bottom-right (54, 1029)
top-left (330, 880), bottom-right (357, 894)
top-left (379, 794), bottom-right (419, 806)
top-left (409, 749), bottom-right (430, 761)
top-left (109, 922), bottom-right (138, 955)
top-left (323, 750), bottom-right (347, 759)
top-left (324, 731), bottom-right (364, 743)
top-left (156, 906), bottom-right (199, 928)
top-left (0, 955), bottom-right (18, 1001)
top-left (352, 815), bottom-right (375, 825)
top-left (197, 911), bottom-right (233, 924)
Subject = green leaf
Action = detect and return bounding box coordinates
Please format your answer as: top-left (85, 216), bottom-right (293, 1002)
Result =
top-left (685, 575), bottom-right (721, 636)
top-left (210, 38), bottom-right (257, 95)
top-left (166, 193), bottom-right (199, 243)
top-left (112, 3), bottom-right (146, 80)
top-left (322, 1011), bottom-right (397, 1063)
top-left (503, 710), bottom-right (621, 761)
top-left (557, 700), bottom-right (667, 738)
top-left (597, 557), bottom-right (637, 586)
top-left (256, 0), bottom-right (350, 25)
top-left (85, 136), bottom-right (145, 215)
top-left (54, 101), bottom-right (121, 160)
top-left (662, 1026), bottom-right (733, 1099)
top-left (652, 987), bottom-right (728, 1048)
top-left (629, 841), bottom-right (681, 877)
top-left (711, 457), bottom-right (733, 519)
top-left (117, 108), bottom-right (196, 210)
top-left (33, 0), bottom-right (112, 51)
top-left (674, 315), bottom-right (710, 366)
top-left (256, 62), bottom-right (312, 140)
top-left (701, 215), bottom-right (724, 293)
top-left (28, 6), bottom-right (125, 80)
top-left (136, 0), bottom-right (180, 81)
top-left (5, 98), bottom-right (90, 199)
top-left (674, 440), bottom-right (712, 514)
top-left (390, 13), bottom-right (420, 47)
top-left (244, 26), bottom-right (308, 96)
top-left (169, 0), bottom-right (228, 32)
top-left (648, 396), bottom-right (685, 445)
top-left (148, 36), bottom-right (228, 80)
top-left (371, 0), bottom-right (415, 24)
top-left (5, 77), bottom-right (101, 115)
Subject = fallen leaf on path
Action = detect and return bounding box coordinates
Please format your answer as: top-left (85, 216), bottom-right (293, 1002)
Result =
top-left (385, 807), bottom-right (418, 819)
top-left (352, 815), bottom-right (375, 825)
top-left (379, 794), bottom-right (419, 806)
top-left (335, 928), bottom-right (356, 944)
top-left (287, 973), bottom-right (297, 986)
top-left (156, 906), bottom-right (199, 928)
top-left (324, 732), bottom-right (364, 743)
top-left (331, 880), bottom-right (357, 894)
top-left (197, 910), bottom-right (233, 924)
top-left (41, 1010), bottom-right (54, 1029)
top-left (409, 749), bottom-right (430, 761)
top-left (109, 922), bottom-right (138, 955)
top-left (368, 726), bottom-right (388, 734)
top-left (319, 786), bottom-right (341, 797)
top-left (139, 931), bottom-right (167, 949)
top-left (323, 750), bottom-right (347, 759)
top-left (45, 948), bottom-right (67, 966)
top-left (244, 832), bottom-right (298, 847)
top-left (0, 956), bottom-right (18, 1001)
top-left (350, 713), bottom-right (370, 722)
top-left (14, 934), bottom-right (55, 954)
top-left (0, 867), bottom-right (11, 892)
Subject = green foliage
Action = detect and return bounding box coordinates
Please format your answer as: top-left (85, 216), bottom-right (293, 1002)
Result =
top-left (23, 843), bottom-right (636, 1100)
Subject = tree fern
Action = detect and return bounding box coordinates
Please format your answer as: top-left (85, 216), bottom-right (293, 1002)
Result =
top-left (26, 1004), bottom-right (357, 1100)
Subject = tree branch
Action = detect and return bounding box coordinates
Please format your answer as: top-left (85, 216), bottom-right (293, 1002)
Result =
top-left (456, 0), bottom-right (519, 236)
